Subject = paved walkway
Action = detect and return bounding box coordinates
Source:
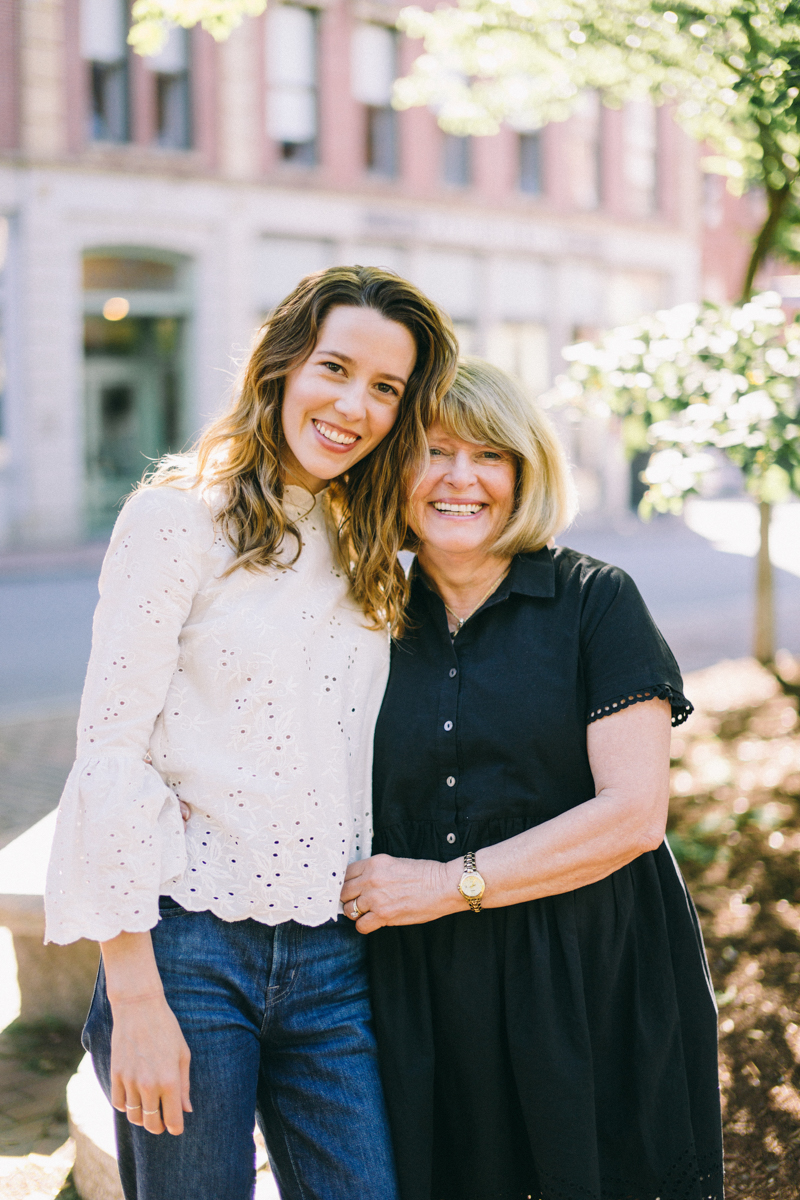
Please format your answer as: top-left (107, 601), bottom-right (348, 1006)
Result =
top-left (0, 708), bottom-right (79, 852)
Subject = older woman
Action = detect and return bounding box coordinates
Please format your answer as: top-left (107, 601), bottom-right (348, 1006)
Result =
top-left (342, 359), bottom-right (723, 1200)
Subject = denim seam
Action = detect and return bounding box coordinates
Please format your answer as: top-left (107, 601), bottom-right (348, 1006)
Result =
top-left (257, 1078), bottom-right (313, 1200)
top-left (260, 923), bottom-right (303, 1023)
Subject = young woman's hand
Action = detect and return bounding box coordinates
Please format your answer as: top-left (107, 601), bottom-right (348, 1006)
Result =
top-left (341, 854), bottom-right (463, 933)
top-left (100, 931), bottom-right (192, 1135)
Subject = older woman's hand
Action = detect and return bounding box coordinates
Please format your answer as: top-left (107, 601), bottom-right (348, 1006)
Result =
top-left (341, 854), bottom-right (463, 933)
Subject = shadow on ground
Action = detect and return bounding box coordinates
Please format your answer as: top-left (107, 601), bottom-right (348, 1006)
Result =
top-left (670, 657), bottom-right (800, 1197)
top-left (0, 1019), bottom-right (83, 1198)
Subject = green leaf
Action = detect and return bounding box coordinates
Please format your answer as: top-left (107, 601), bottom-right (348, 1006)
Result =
top-left (128, 0), bottom-right (268, 53)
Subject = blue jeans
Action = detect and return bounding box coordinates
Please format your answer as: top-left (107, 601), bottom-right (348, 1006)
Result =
top-left (83, 900), bottom-right (399, 1200)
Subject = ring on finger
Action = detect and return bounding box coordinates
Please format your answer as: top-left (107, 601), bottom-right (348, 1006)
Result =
top-left (351, 899), bottom-right (362, 919)
top-left (125, 1104), bottom-right (142, 1112)
top-left (143, 1107), bottom-right (161, 1116)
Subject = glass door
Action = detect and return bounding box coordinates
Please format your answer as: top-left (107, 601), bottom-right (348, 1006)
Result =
top-left (83, 315), bottom-right (183, 532)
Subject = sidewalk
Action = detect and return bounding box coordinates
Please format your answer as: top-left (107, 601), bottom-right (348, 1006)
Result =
top-left (0, 707), bottom-right (79, 852)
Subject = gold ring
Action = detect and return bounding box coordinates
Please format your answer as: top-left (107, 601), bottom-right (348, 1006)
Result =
top-left (143, 1108), bottom-right (160, 1116)
top-left (351, 899), bottom-right (362, 919)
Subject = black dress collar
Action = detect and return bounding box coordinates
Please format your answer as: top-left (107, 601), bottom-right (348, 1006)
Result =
top-left (410, 546), bottom-right (556, 621)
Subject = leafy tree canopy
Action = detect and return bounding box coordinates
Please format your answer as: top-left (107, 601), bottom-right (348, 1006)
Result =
top-left (128, 0), bottom-right (266, 56)
top-left (555, 291), bottom-right (800, 514)
top-left (395, 1), bottom-right (800, 291)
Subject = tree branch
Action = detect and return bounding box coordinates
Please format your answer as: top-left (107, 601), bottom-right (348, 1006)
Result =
top-left (741, 180), bottom-right (793, 302)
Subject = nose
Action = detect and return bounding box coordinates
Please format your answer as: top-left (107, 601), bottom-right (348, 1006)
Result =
top-left (333, 381), bottom-right (368, 423)
top-left (444, 450), bottom-right (477, 489)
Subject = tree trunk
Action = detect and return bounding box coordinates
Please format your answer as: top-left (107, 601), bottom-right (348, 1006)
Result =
top-left (753, 501), bottom-right (774, 664)
top-left (740, 182), bottom-right (792, 302)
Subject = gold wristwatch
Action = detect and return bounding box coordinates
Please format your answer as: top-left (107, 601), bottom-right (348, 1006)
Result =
top-left (457, 852), bottom-right (486, 913)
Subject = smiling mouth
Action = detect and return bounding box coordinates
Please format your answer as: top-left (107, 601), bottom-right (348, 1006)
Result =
top-left (431, 502), bottom-right (486, 515)
top-left (312, 419), bottom-right (360, 447)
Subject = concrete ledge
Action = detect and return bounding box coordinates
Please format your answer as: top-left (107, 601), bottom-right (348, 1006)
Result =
top-left (68, 1055), bottom-right (280, 1200)
top-left (68, 1056), bottom-right (124, 1200)
top-left (0, 810), bottom-right (99, 1025)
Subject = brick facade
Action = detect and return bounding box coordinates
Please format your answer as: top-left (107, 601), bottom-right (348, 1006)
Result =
top-left (0, 0), bottom-right (709, 546)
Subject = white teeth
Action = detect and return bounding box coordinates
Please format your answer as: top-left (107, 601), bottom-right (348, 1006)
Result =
top-left (313, 420), bottom-right (358, 446)
top-left (432, 502), bottom-right (484, 514)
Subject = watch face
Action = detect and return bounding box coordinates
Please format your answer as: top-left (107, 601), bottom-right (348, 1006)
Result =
top-left (460, 873), bottom-right (484, 899)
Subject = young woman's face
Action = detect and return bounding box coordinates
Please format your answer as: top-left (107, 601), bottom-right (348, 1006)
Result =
top-left (281, 305), bottom-right (417, 493)
top-left (409, 422), bottom-right (517, 560)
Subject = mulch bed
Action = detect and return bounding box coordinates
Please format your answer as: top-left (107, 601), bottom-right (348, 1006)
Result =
top-left (670, 656), bottom-right (800, 1198)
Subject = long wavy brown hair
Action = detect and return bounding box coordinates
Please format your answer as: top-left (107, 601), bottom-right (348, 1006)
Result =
top-left (146, 265), bottom-right (458, 631)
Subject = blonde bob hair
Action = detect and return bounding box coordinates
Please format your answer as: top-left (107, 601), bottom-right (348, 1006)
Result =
top-left (415, 356), bottom-right (577, 555)
top-left (146, 265), bottom-right (458, 631)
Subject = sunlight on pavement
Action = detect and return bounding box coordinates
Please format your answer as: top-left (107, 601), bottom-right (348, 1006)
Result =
top-left (0, 928), bottom-right (21, 1033)
top-left (685, 499), bottom-right (800, 578)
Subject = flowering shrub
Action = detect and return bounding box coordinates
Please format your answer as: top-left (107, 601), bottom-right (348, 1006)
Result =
top-left (556, 292), bottom-right (800, 514)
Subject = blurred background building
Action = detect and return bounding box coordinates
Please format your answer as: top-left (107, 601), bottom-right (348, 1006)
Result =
top-left (0, 0), bottom-right (731, 547)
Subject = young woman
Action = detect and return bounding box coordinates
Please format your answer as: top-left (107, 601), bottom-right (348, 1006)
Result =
top-left (343, 359), bottom-right (723, 1200)
top-left (44, 265), bottom-right (457, 1200)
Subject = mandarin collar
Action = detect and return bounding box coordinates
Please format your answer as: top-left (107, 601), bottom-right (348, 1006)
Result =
top-left (283, 483), bottom-right (328, 520)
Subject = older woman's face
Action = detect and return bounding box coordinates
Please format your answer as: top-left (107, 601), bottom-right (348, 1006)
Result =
top-left (409, 422), bottom-right (517, 559)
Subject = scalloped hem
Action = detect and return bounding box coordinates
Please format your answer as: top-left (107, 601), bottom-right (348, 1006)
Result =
top-left (587, 683), bottom-right (693, 728)
top-left (43, 909), bottom-right (162, 946)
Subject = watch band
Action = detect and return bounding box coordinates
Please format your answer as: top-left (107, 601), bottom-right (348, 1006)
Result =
top-left (460, 852), bottom-right (484, 913)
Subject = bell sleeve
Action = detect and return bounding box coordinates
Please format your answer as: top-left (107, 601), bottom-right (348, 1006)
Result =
top-left (44, 485), bottom-right (213, 945)
top-left (579, 563), bottom-right (693, 728)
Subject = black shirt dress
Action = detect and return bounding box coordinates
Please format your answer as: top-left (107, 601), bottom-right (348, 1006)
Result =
top-left (369, 547), bottom-right (724, 1200)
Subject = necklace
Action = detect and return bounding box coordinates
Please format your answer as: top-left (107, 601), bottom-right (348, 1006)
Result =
top-left (441, 565), bottom-right (511, 638)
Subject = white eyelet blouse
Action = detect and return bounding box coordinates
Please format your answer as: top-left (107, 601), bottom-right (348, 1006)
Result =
top-left (44, 483), bottom-right (390, 945)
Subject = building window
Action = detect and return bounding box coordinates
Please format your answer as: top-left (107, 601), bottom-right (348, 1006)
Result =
top-left (442, 134), bottom-right (471, 187)
top-left (485, 323), bottom-right (550, 396)
top-left (254, 237), bottom-right (335, 311)
top-left (452, 322), bottom-right (475, 355)
top-left (351, 23), bottom-right (397, 177)
top-left (567, 90), bottom-right (601, 211)
top-left (80, 0), bottom-right (129, 143)
top-left (519, 131), bottom-right (543, 195)
top-left (267, 5), bottom-right (318, 165)
top-left (623, 101), bottom-right (658, 216)
top-left (144, 26), bottom-right (191, 149)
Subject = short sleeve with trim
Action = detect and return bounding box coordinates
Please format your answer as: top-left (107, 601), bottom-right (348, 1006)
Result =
top-left (579, 563), bottom-right (693, 727)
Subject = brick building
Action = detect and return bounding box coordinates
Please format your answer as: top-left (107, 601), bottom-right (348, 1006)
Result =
top-left (0, 0), bottom-right (705, 546)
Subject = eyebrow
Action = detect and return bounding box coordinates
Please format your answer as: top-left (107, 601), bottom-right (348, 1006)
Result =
top-left (316, 349), bottom-right (409, 386)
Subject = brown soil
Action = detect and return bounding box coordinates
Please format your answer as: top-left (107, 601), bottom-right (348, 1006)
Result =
top-left (669, 656), bottom-right (800, 1198)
